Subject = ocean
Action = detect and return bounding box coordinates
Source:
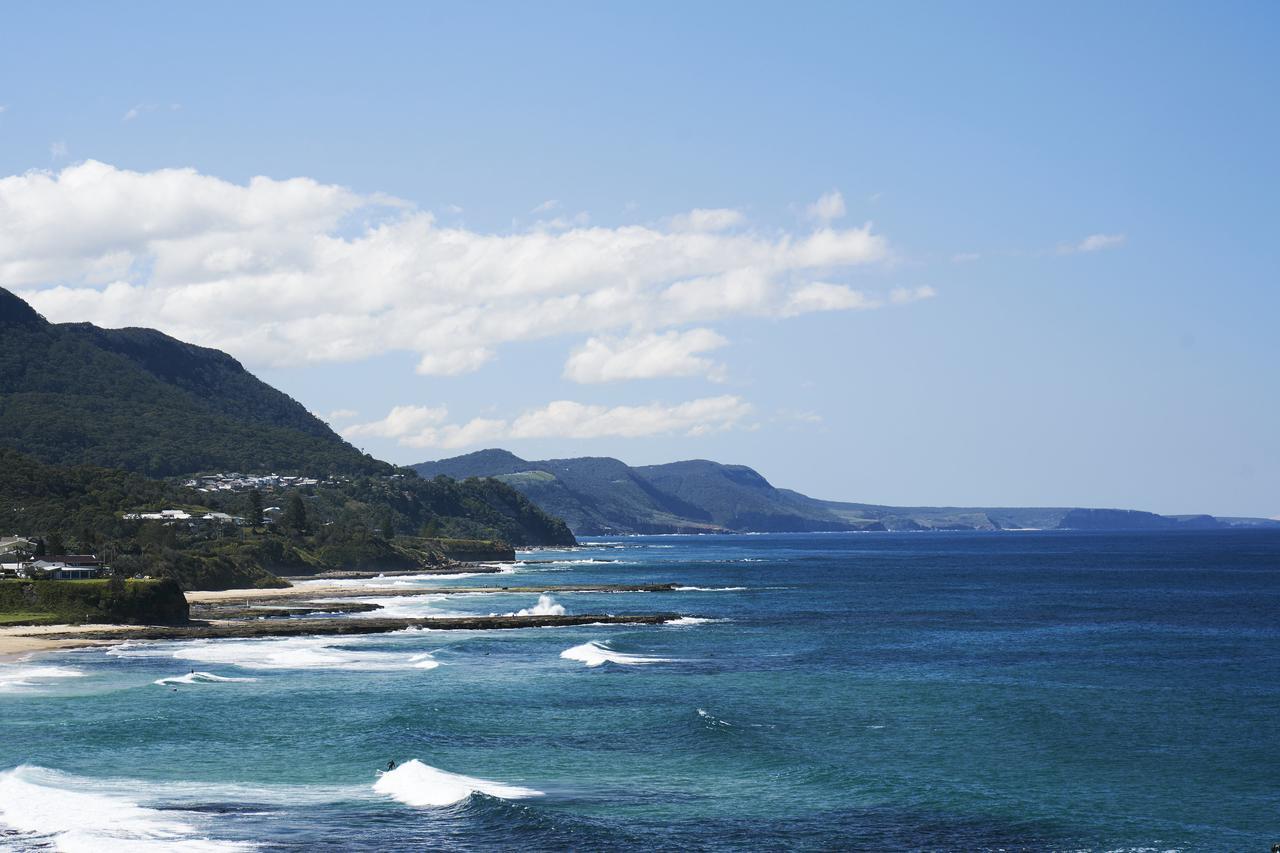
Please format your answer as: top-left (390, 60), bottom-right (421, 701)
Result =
top-left (1, 530), bottom-right (1277, 851)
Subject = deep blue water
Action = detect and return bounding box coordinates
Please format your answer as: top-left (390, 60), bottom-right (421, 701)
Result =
top-left (1, 531), bottom-right (1278, 850)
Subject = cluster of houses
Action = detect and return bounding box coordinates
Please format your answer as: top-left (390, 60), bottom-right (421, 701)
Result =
top-left (122, 509), bottom-right (248, 525)
top-left (183, 473), bottom-right (327, 493)
top-left (0, 538), bottom-right (105, 580)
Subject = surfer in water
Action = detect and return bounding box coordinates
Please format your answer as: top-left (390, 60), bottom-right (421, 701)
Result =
top-left (386, 760), bottom-right (397, 772)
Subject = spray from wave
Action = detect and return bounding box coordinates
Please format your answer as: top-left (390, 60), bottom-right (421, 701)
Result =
top-left (560, 641), bottom-right (674, 668)
top-left (373, 759), bottom-right (543, 807)
top-left (513, 594), bottom-right (566, 616)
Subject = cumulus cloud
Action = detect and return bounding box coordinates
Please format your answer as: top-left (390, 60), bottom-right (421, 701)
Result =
top-left (806, 190), bottom-right (846, 222)
top-left (564, 328), bottom-right (729, 383)
top-left (5, 162), bottom-right (897, 376)
top-left (342, 395), bottom-right (752, 449)
top-left (341, 404), bottom-right (449, 441)
top-left (323, 409), bottom-right (359, 423)
top-left (1063, 233), bottom-right (1126, 254)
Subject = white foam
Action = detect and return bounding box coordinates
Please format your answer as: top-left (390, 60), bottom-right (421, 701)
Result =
top-left (109, 637), bottom-right (441, 672)
top-left (0, 765), bottom-right (255, 852)
top-left (0, 664), bottom-right (85, 691)
top-left (560, 640), bottom-right (673, 668)
top-left (513, 594), bottom-right (566, 617)
top-left (373, 759), bottom-right (542, 807)
top-left (664, 616), bottom-right (724, 626)
top-left (153, 671), bottom-right (258, 686)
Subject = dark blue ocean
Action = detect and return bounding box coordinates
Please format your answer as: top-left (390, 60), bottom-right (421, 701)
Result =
top-left (2, 531), bottom-right (1278, 851)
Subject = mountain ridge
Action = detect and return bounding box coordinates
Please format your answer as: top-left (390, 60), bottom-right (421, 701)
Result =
top-left (413, 449), bottom-right (1279, 534)
top-left (1, 286), bottom-right (385, 477)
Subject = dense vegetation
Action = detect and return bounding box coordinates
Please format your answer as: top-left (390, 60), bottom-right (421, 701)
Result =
top-left (0, 448), bottom-right (573, 590)
top-left (0, 289), bottom-right (576, 593)
top-left (0, 578), bottom-right (188, 625)
top-left (414, 450), bottom-right (874, 533)
top-left (0, 287), bottom-right (387, 477)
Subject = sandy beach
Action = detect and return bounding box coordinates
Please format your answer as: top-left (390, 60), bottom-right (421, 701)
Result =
top-left (0, 623), bottom-right (140, 660)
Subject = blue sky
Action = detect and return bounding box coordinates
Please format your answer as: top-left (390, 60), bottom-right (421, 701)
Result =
top-left (1, 2), bottom-right (1276, 516)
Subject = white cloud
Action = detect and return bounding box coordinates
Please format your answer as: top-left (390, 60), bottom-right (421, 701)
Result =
top-left (323, 408), bottom-right (359, 423)
top-left (564, 328), bottom-right (729, 383)
top-left (5, 161), bottom-right (899, 376)
top-left (123, 106), bottom-right (141, 122)
top-left (669, 208), bottom-right (745, 232)
top-left (1063, 233), bottom-right (1126, 254)
top-left (530, 199), bottom-right (559, 213)
top-left (416, 347), bottom-right (495, 376)
top-left (343, 395), bottom-right (752, 449)
top-left (783, 282), bottom-right (876, 316)
top-left (341, 404), bottom-right (449, 441)
top-left (806, 190), bottom-right (846, 222)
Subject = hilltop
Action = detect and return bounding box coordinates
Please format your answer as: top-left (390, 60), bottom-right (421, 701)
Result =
top-left (0, 287), bottom-right (385, 477)
top-left (0, 290), bottom-right (576, 590)
top-left (414, 449), bottom-right (1279, 534)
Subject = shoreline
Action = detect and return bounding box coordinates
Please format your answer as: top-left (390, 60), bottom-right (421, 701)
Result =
top-left (1, 581), bottom-right (686, 660)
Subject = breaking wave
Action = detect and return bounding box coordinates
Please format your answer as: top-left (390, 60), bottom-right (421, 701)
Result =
top-left (664, 616), bottom-right (724, 626)
top-left (373, 759), bottom-right (543, 807)
top-left (154, 671), bottom-right (258, 686)
top-left (0, 664), bottom-right (85, 691)
top-left (109, 637), bottom-right (441, 672)
top-left (560, 641), bottom-right (674, 668)
top-left (0, 765), bottom-right (256, 852)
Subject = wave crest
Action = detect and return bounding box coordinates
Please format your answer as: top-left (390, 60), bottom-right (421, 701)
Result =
top-left (373, 759), bottom-right (543, 807)
top-left (560, 641), bottom-right (673, 668)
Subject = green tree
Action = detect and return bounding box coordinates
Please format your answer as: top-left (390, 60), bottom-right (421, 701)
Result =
top-left (247, 489), bottom-right (264, 528)
top-left (45, 532), bottom-right (65, 556)
top-left (281, 492), bottom-right (309, 536)
top-left (380, 513), bottom-right (395, 540)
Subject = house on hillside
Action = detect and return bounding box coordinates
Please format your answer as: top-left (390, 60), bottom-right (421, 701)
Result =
top-left (13, 554), bottom-right (105, 580)
top-left (0, 536), bottom-right (36, 558)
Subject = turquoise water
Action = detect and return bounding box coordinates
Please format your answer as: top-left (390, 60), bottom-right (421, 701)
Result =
top-left (1, 531), bottom-right (1278, 850)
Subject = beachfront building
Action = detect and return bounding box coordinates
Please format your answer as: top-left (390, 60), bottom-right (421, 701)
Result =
top-left (10, 555), bottom-right (105, 580)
